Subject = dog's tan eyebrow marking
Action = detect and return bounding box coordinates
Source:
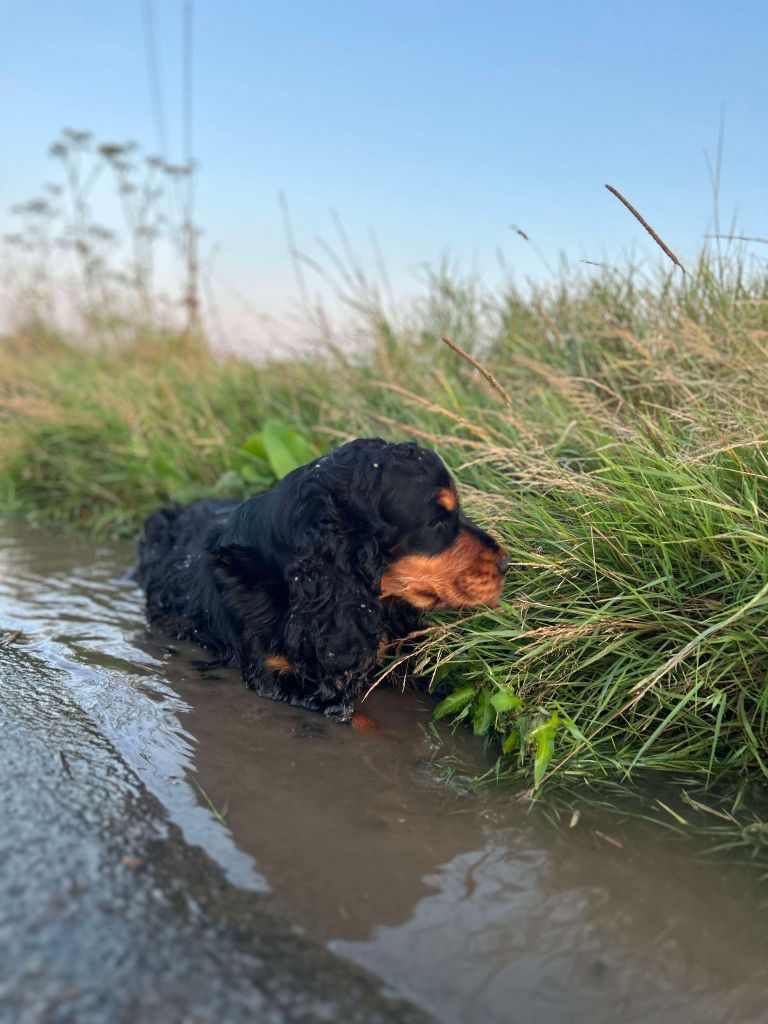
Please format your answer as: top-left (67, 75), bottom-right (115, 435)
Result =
top-left (437, 487), bottom-right (458, 511)
top-left (265, 654), bottom-right (292, 674)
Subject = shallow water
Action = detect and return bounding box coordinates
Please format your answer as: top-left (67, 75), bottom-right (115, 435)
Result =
top-left (1, 521), bottom-right (766, 1023)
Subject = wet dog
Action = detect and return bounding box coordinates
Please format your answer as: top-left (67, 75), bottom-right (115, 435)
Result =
top-left (134, 438), bottom-right (509, 720)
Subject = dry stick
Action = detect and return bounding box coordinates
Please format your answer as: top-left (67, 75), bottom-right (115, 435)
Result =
top-left (441, 335), bottom-right (512, 405)
top-left (605, 184), bottom-right (686, 273)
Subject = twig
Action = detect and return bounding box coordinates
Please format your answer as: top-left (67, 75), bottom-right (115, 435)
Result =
top-left (605, 184), bottom-right (686, 273)
top-left (441, 335), bottom-right (512, 405)
top-left (594, 830), bottom-right (624, 850)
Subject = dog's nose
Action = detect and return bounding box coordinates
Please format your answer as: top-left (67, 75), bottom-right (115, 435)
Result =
top-left (497, 554), bottom-right (512, 576)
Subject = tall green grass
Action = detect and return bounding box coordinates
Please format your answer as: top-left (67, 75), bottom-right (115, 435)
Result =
top-left (2, 247), bottom-right (768, 866)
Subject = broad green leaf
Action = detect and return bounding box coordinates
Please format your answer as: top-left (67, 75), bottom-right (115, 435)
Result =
top-left (530, 714), bottom-right (560, 789)
top-left (239, 463), bottom-right (264, 484)
top-left (433, 685), bottom-right (476, 721)
top-left (262, 419), bottom-right (315, 479)
top-left (490, 691), bottom-right (522, 713)
top-left (472, 690), bottom-right (494, 736)
top-left (502, 732), bottom-right (520, 754)
top-left (241, 432), bottom-right (267, 460)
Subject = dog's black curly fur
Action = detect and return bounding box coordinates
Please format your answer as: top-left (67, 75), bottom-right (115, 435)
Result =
top-left (134, 438), bottom-right (507, 720)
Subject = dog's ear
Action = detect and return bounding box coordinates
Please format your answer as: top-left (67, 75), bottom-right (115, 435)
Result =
top-left (282, 520), bottom-right (385, 694)
top-left (208, 543), bottom-right (281, 668)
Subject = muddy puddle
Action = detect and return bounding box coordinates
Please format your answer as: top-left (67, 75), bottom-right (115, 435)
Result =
top-left (1, 521), bottom-right (766, 1023)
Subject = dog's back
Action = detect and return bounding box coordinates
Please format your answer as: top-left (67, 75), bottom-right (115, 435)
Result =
top-left (133, 498), bottom-right (241, 657)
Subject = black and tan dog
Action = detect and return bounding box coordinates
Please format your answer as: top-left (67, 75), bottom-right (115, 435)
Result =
top-left (134, 438), bottom-right (509, 720)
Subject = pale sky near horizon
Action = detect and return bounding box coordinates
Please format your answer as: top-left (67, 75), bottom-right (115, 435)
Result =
top-left (1, 1), bottom-right (766, 349)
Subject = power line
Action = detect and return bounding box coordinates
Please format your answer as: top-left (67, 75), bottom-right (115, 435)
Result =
top-left (182, 0), bottom-right (194, 171)
top-left (181, 0), bottom-right (199, 331)
top-left (140, 0), bottom-right (200, 331)
top-left (141, 0), bottom-right (168, 159)
top-left (182, 0), bottom-right (196, 230)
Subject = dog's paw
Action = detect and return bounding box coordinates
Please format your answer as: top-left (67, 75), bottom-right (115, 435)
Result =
top-left (322, 699), bottom-right (354, 723)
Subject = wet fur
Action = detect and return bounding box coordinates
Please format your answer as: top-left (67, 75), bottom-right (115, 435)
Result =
top-left (133, 438), bottom-right (505, 720)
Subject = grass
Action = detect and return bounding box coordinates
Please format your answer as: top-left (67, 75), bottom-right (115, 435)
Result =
top-left (3, 230), bottom-right (768, 867)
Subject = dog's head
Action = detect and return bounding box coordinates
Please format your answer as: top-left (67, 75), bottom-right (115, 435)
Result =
top-left (217, 438), bottom-right (509, 710)
top-left (369, 442), bottom-right (510, 609)
top-left (281, 439), bottom-right (508, 675)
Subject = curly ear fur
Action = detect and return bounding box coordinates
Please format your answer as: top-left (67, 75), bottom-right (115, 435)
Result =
top-left (276, 440), bottom-right (395, 707)
top-left (283, 521), bottom-right (385, 708)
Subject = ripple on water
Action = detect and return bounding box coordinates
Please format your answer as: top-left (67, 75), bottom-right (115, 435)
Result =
top-left (1, 520), bottom-right (767, 1024)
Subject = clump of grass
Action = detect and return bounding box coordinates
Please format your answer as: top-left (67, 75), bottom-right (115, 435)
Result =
top-left (0, 331), bottom-right (333, 533)
top-left (3, 151), bottom-right (768, 864)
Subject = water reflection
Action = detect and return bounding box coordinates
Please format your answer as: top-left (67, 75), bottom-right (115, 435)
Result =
top-left (1, 521), bottom-right (767, 1024)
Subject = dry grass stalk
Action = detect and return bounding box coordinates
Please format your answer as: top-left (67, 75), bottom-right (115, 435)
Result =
top-left (683, 436), bottom-right (768, 465)
top-left (373, 381), bottom-right (493, 441)
top-left (372, 415), bottom-right (491, 450)
top-left (605, 184), bottom-right (686, 273)
top-left (705, 234), bottom-right (768, 245)
top-left (441, 335), bottom-right (513, 406)
top-left (533, 303), bottom-right (565, 345)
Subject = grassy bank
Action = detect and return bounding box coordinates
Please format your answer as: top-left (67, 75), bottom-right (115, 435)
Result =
top-left (3, 253), bottom-right (768, 865)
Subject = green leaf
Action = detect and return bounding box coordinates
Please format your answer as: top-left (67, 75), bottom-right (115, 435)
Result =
top-left (238, 463), bottom-right (264, 485)
top-left (429, 662), bottom-right (457, 688)
top-left (433, 685), bottom-right (476, 722)
top-left (490, 691), bottom-right (522, 713)
top-left (241, 431), bottom-right (267, 460)
top-left (530, 714), bottom-right (560, 789)
top-left (502, 732), bottom-right (520, 754)
top-left (261, 419), bottom-right (315, 479)
top-left (472, 690), bottom-right (494, 736)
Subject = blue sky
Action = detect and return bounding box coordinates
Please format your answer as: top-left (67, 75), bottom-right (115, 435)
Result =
top-left (1, 1), bottom-right (766, 344)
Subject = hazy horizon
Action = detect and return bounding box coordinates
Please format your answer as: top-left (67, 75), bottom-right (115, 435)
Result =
top-left (1, 1), bottom-right (766, 349)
